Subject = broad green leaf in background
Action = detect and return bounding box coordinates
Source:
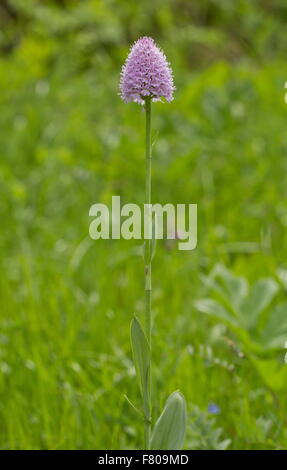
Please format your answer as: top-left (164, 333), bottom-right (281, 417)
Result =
top-left (239, 278), bottom-right (278, 329)
top-left (195, 269), bottom-right (283, 359)
top-left (212, 264), bottom-right (249, 310)
top-left (150, 391), bottom-right (186, 450)
top-left (194, 298), bottom-right (239, 327)
top-left (251, 357), bottom-right (287, 392)
top-left (260, 302), bottom-right (287, 350)
top-left (186, 405), bottom-right (231, 450)
top-left (195, 297), bottom-right (260, 354)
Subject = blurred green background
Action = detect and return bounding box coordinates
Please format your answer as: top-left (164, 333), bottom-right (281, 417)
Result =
top-left (1, 0), bottom-right (287, 450)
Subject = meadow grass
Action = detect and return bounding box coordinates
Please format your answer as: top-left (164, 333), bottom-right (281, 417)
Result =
top-left (1, 36), bottom-right (287, 449)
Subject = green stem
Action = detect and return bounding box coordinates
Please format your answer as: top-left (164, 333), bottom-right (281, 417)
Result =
top-left (144, 97), bottom-right (152, 449)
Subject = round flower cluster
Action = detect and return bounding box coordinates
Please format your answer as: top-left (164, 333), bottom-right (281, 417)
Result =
top-left (120, 37), bottom-right (175, 105)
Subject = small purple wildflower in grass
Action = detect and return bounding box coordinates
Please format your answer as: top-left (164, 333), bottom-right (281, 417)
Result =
top-left (208, 403), bottom-right (221, 415)
top-left (120, 36), bottom-right (175, 105)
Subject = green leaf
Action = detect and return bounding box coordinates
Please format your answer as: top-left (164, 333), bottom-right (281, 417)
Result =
top-left (260, 302), bottom-right (287, 349)
top-left (130, 317), bottom-right (150, 412)
top-left (240, 278), bottom-right (278, 329)
top-left (151, 391), bottom-right (186, 450)
top-left (213, 264), bottom-right (249, 309)
top-left (251, 357), bottom-right (287, 392)
top-left (195, 298), bottom-right (262, 354)
top-left (195, 298), bottom-right (239, 327)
